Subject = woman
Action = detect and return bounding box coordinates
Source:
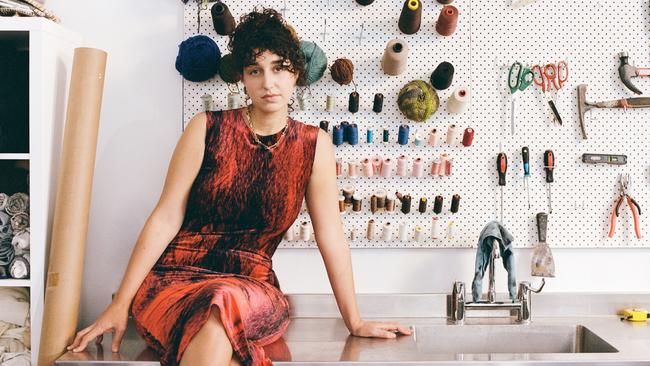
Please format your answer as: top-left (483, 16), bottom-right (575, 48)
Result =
top-left (66, 7), bottom-right (411, 366)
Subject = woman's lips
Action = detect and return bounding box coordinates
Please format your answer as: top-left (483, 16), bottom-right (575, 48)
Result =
top-left (262, 94), bottom-right (280, 101)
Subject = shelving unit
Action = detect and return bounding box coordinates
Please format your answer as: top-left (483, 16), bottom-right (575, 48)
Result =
top-left (0, 17), bottom-right (81, 364)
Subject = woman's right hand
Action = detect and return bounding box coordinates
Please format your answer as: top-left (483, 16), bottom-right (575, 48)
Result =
top-left (67, 302), bottom-right (130, 353)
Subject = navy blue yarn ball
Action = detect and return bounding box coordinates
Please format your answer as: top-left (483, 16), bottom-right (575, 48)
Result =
top-left (175, 35), bottom-right (221, 82)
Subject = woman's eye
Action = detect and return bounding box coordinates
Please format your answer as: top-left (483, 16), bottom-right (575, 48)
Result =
top-left (249, 69), bottom-right (259, 75)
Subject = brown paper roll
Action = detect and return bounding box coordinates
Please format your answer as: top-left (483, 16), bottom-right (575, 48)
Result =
top-left (38, 47), bottom-right (107, 366)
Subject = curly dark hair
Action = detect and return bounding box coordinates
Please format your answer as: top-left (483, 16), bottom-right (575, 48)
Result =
top-left (228, 7), bottom-right (305, 86)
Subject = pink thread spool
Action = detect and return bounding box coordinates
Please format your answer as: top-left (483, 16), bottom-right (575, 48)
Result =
top-left (396, 155), bottom-right (408, 176)
top-left (362, 158), bottom-right (374, 177)
top-left (412, 157), bottom-right (424, 178)
top-left (381, 158), bottom-right (393, 178)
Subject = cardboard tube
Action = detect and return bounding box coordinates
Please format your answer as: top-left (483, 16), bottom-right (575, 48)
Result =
top-left (38, 47), bottom-right (107, 366)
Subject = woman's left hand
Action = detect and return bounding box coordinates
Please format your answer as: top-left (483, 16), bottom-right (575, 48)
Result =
top-left (350, 319), bottom-right (412, 339)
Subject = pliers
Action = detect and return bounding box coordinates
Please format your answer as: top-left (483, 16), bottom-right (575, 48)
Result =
top-left (608, 173), bottom-right (642, 239)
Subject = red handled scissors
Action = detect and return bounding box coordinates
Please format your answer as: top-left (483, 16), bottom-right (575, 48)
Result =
top-left (532, 60), bottom-right (568, 125)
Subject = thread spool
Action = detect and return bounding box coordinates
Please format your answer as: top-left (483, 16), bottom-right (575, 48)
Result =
top-left (399, 221), bottom-right (409, 241)
top-left (348, 91), bottom-right (360, 113)
top-left (333, 125), bottom-right (344, 146)
top-left (430, 62), bottom-right (454, 90)
top-left (375, 188), bottom-right (387, 209)
top-left (414, 225), bottom-right (424, 242)
top-left (227, 91), bottom-right (243, 109)
top-left (386, 193), bottom-right (396, 212)
top-left (367, 129), bottom-right (373, 143)
top-left (284, 224), bottom-right (295, 241)
top-left (400, 194), bottom-right (412, 214)
top-left (412, 158), bottom-right (424, 178)
top-left (336, 158), bottom-right (343, 176)
top-left (436, 5), bottom-right (459, 36)
top-left (348, 161), bottom-right (358, 178)
top-left (381, 39), bottom-right (409, 76)
top-left (447, 87), bottom-right (470, 114)
top-left (341, 121), bottom-right (350, 143)
top-left (446, 124), bottom-right (458, 145)
top-left (439, 154), bottom-right (449, 176)
top-left (342, 184), bottom-right (355, 203)
top-left (352, 193), bottom-right (362, 212)
top-left (431, 216), bottom-right (441, 239)
top-left (383, 128), bottom-right (390, 142)
top-left (338, 195), bottom-right (346, 213)
top-left (201, 93), bottom-right (214, 111)
top-left (362, 158), bottom-right (373, 177)
top-left (349, 226), bottom-right (357, 241)
top-left (367, 219), bottom-right (376, 240)
top-left (319, 120), bottom-right (329, 132)
top-left (434, 195), bottom-right (444, 214)
top-left (298, 90), bottom-right (310, 111)
top-left (396, 155), bottom-right (408, 177)
top-left (211, 1), bottom-right (236, 36)
top-left (431, 159), bottom-right (441, 176)
top-left (398, 0), bottom-right (422, 35)
top-left (428, 128), bottom-right (439, 147)
top-left (462, 127), bottom-right (475, 147)
top-left (381, 222), bottom-right (394, 241)
top-left (348, 123), bottom-right (359, 145)
top-left (326, 94), bottom-right (335, 112)
top-left (381, 158), bottom-right (393, 178)
top-left (370, 195), bottom-right (378, 214)
top-left (372, 156), bottom-right (382, 175)
top-left (398, 124), bottom-right (410, 145)
top-left (445, 157), bottom-right (453, 176)
top-left (413, 132), bottom-right (424, 146)
top-left (418, 197), bottom-right (427, 213)
top-left (451, 194), bottom-right (460, 213)
top-left (447, 220), bottom-right (457, 240)
top-left (373, 93), bottom-right (384, 113)
top-left (300, 221), bottom-right (311, 241)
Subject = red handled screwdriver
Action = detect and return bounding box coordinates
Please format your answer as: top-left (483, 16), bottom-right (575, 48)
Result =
top-left (497, 152), bottom-right (508, 222)
top-left (544, 150), bottom-right (555, 214)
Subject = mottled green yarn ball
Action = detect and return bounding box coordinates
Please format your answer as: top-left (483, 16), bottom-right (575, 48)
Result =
top-left (397, 80), bottom-right (439, 122)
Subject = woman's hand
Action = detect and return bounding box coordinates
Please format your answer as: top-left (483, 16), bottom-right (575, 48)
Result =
top-left (67, 302), bottom-right (130, 353)
top-left (350, 319), bottom-right (412, 339)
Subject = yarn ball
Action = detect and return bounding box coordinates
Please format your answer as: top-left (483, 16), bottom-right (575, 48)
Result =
top-left (218, 53), bottom-right (240, 84)
top-left (299, 41), bottom-right (328, 86)
top-left (330, 58), bottom-right (354, 86)
top-left (175, 35), bottom-right (221, 82)
top-left (356, 0), bottom-right (375, 4)
top-left (397, 80), bottom-right (439, 122)
top-left (430, 61), bottom-right (454, 90)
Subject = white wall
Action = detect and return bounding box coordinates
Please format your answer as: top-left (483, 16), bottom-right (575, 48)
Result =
top-left (47, 1), bottom-right (650, 327)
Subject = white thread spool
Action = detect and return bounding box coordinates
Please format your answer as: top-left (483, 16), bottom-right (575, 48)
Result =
top-left (431, 216), bottom-right (441, 239)
top-left (227, 91), bottom-right (243, 109)
top-left (300, 221), bottom-right (312, 241)
top-left (447, 220), bottom-right (457, 240)
top-left (283, 224), bottom-right (295, 241)
top-left (201, 93), bottom-right (214, 111)
top-left (414, 225), bottom-right (424, 242)
top-left (446, 124), bottom-right (458, 145)
top-left (326, 94), bottom-right (335, 112)
top-left (381, 222), bottom-right (394, 241)
top-left (399, 221), bottom-right (409, 241)
top-left (447, 87), bottom-right (470, 114)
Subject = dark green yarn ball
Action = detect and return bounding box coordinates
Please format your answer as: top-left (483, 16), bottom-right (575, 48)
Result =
top-left (218, 53), bottom-right (240, 84)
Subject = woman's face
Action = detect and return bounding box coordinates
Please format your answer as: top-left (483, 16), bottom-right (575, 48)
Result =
top-left (242, 49), bottom-right (298, 114)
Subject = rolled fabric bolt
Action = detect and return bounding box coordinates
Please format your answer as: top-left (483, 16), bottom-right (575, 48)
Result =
top-left (400, 194), bottom-right (412, 214)
top-left (338, 195), bottom-right (346, 213)
top-left (326, 94), bottom-right (335, 112)
top-left (396, 155), bottom-right (408, 177)
top-left (431, 216), bottom-right (441, 239)
top-left (319, 120), bottom-right (329, 132)
top-left (12, 229), bottom-right (29, 251)
top-left (447, 87), bottom-right (470, 114)
top-left (352, 193), bottom-right (362, 212)
top-left (362, 158), bottom-right (374, 177)
top-left (350, 226), bottom-right (357, 241)
top-left (348, 91), bottom-right (360, 113)
top-left (414, 132), bottom-right (424, 146)
top-left (399, 221), bottom-right (409, 241)
top-left (383, 128), bottom-right (390, 142)
top-left (446, 124), bottom-right (458, 145)
top-left (381, 158), bottom-right (393, 178)
top-left (367, 219), bottom-right (376, 240)
top-left (348, 161), bottom-right (358, 178)
top-left (386, 193), bottom-right (396, 212)
top-left (462, 127), bottom-right (475, 147)
top-left (447, 220), bottom-right (457, 240)
top-left (342, 184), bottom-right (355, 203)
top-left (431, 159), bottom-right (441, 176)
top-left (430, 61), bottom-right (455, 90)
top-left (382, 222), bottom-right (394, 241)
top-left (445, 157), bottom-right (453, 176)
top-left (428, 128), bottom-right (439, 147)
top-left (418, 197), bottom-right (427, 213)
top-left (372, 156), bottom-right (383, 175)
top-left (451, 194), bottom-right (460, 213)
top-left (381, 39), bottom-right (409, 76)
top-left (412, 157), bottom-right (424, 178)
top-left (434, 195), bottom-right (444, 214)
top-left (398, 124), bottom-right (410, 145)
top-left (9, 256), bottom-right (29, 279)
top-left (439, 154), bottom-right (449, 176)
top-left (436, 5), bottom-right (459, 37)
top-left (283, 225), bottom-right (295, 240)
top-left (335, 158), bottom-right (343, 176)
top-left (333, 125), bottom-right (344, 146)
top-left (300, 221), bottom-right (312, 241)
top-left (367, 129), bottom-right (373, 143)
top-left (348, 123), bottom-right (359, 145)
top-left (414, 225), bottom-right (424, 242)
top-left (375, 188), bottom-right (387, 209)
top-left (373, 93), bottom-right (384, 113)
top-left (370, 195), bottom-right (378, 213)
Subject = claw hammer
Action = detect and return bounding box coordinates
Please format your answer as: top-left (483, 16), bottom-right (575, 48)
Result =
top-left (619, 51), bottom-right (650, 95)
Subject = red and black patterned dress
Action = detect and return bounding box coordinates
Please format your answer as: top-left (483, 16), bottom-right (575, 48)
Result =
top-left (130, 107), bottom-right (320, 366)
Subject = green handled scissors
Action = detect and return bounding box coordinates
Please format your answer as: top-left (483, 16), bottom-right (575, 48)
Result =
top-left (508, 62), bottom-right (534, 135)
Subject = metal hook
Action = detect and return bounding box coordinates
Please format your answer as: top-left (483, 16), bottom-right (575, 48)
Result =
top-left (357, 22), bottom-right (366, 46)
top-left (321, 19), bottom-right (329, 42)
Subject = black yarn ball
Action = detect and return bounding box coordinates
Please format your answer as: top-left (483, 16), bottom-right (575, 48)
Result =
top-left (175, 35), bottom-right (221, 82)
top-left (430, 61), bottom-right (455, 90)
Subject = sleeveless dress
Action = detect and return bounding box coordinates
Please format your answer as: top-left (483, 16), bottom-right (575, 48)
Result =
top-left (130, 107), bottom-right (320, 366)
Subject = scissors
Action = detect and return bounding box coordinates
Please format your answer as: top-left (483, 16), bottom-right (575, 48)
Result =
top-left (532, 60), bottom-right (569, 125)
top-left (508, 62), bottom-right (534, 135)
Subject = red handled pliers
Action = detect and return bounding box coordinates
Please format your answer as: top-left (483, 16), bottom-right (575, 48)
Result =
top-left (608, 173), bottom-right (642, 239)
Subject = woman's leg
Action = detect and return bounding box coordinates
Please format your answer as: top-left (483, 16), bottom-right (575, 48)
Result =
top-left (180, 306), bottom-right (241, 366)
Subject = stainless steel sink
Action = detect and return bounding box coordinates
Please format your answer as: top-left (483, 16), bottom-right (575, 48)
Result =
top-left (413, 324), bottom-right (618, 354)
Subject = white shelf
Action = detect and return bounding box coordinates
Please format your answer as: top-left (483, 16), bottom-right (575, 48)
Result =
top-left (0, 279), bottom-right (31, 287)
top-left (0, 153), bottom-right (29, 160)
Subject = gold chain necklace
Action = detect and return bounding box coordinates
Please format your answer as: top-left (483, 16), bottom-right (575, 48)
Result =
top-left (244, 106), bottom-right (289, 150)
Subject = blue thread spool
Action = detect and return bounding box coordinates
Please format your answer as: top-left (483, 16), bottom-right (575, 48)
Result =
top-left (383, 128), bottom-right (390, 143)
top-left (341, 121), bottom-right (350, 143)
top-left (367, 129), bottom-right (373, 143)
top-left (333, 125), bottom-right (345, 146)
top-left (398, 124), bottom-right (410, 145)
top-left (348, 123), bottom-right (359, 145)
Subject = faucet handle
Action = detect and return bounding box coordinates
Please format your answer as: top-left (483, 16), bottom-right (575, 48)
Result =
top-left (452, 281), bottom-right (466, 300)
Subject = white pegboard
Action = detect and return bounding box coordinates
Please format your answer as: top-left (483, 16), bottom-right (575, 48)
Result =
top-left (182, 0), bottom-right (650, 249)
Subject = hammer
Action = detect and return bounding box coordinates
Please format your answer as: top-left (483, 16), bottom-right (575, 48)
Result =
top-left (619, 52), bottom-right (650, 95)
top-left (577, 84), bottom-right (650, 139)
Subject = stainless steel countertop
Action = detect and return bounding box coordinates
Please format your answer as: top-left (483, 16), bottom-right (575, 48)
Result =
top-left (56, 293), bottom-right (650, 365)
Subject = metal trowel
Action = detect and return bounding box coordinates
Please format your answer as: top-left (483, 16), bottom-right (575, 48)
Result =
top-left (531, 212), bottom-right (556, 277)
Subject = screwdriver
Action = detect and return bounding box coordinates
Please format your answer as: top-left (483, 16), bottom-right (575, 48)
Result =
top-left (497, 152), bottom-right (508, 222)
top-left (522, 147), bottom-right (530, 209)
top-left (544, 150), bottom-right (554, 214)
